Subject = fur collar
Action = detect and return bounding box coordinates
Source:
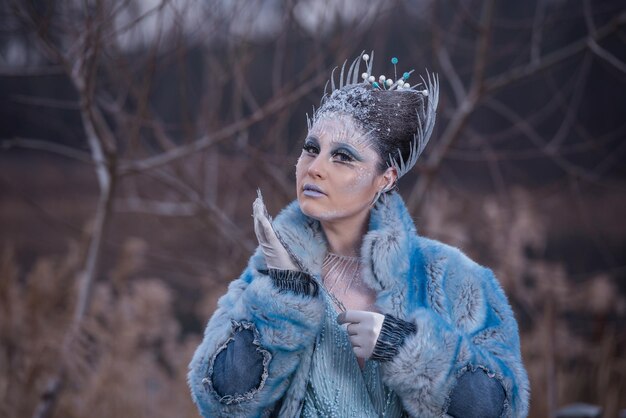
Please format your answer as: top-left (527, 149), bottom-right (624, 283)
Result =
top-left (268, 192), bottom-right (417, 315)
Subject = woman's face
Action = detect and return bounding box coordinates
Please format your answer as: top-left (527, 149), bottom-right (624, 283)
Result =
top-left (295, 115), bottom-right (392, 223)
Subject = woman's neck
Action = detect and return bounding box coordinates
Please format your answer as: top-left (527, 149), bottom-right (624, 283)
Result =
top-left (320, 210), bottom-right (370, 257)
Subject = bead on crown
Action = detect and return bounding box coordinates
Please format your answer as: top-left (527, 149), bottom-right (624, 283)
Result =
top-left (359, 54), bottom-right (429, 96)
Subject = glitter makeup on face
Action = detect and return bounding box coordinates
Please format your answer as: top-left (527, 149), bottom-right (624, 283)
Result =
top-left (310, 113), bottom-right (376, 151)
top-left (296, 115), bottom-right (386, 223)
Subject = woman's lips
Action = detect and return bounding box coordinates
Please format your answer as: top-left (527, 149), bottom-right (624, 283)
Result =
top-left (302, 183), bottom-right (326, 197)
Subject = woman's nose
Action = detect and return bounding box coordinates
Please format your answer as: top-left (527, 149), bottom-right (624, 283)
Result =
top-left (307, 155), bottom-right (326, 179)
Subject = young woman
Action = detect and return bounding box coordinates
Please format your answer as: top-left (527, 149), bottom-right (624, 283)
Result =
top-left (188, 53), bottom-right (530, 417)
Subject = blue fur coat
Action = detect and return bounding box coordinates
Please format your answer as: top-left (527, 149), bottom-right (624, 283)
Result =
top-left (188, 192), bottom-right (530, 417)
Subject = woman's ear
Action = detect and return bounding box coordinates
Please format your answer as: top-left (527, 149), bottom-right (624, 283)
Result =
top-left (380, 166), bottom-right (398, 192)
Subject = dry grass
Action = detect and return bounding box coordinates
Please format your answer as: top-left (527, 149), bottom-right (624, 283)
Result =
top-left (0, 237), bottom-right (200, 418)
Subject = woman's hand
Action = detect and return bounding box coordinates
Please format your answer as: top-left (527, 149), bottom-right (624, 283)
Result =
top-left (337, 310), bottom-right (385, 360)
top-left (253, 192), bottom-right (298, 271)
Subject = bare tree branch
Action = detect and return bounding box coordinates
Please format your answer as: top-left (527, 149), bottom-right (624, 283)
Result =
top-left (8, 94), bottom-right (80, 110)
top-left (546, 53), bottom-right (592, 150)
top-left (432, 5), bottom-right (466, 105)
top-left (484, 11), bottom-right (626, 93)
top-left (118, 71), bottom-right (328, 175)
top-left (450, 0), bottom-right (482, 33)
top-left (1, 137), bottom-right (92, 163)
top-left (407, 0), bottom-right (495, 211)
top-left (406, 92), bottom-right (478, 211)
top-left (444, 122), bottom-right (626, 162)
top-left (114, 197), bottom-right (198, 216)
top-left (587, 37), bottom-right (626, 73)
top-left (0, 66), bottom-right (64, 76)
top-left (530, 0), bottom-right (546, 65)
top-left (584, 0), bottom-right (626, 73)
top-left (484, 97), bottom-right (626, 189)
top-left (25, 2), bottom-right (120, 416)
top-left (469, 0), bottom-right (495, 94)
top-left (464, 125), bottom-right (510, 202)
top-left (148, 169), bottom-right (255, 253)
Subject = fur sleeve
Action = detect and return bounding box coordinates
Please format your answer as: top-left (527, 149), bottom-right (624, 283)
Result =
top-left (187, 254), bottom-right (325, 418)
top-left (379, 248), bottom-right (530, 418)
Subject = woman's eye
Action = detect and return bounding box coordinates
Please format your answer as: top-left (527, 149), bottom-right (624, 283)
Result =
top-left (303, 144), bottom-right (319, 154)
top-left (333, 151), bottom-right (355, 163)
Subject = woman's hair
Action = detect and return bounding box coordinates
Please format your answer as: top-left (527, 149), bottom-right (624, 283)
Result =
top-left (314, 83), bottom-right (427, 173)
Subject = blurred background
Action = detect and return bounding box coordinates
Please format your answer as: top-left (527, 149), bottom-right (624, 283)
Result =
top-left (1, 0), bottom-right (625, 417)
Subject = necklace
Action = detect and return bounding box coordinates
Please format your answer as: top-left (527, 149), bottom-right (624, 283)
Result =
top-left (321, 252), bottom-right (369, 312)
top-left (323, 253), bottom-right (361, 292)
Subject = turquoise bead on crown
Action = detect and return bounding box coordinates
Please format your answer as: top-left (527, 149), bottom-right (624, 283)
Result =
top-left (391, 57), bottom-right (398, 65)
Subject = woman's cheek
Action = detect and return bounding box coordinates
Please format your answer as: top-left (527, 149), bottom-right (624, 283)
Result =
top-left (295, 158), bottom-right (309, 190)
top-left (343, 168), bottom-right (375, 195)
top-left (295, 157), bottom-right (303, 178)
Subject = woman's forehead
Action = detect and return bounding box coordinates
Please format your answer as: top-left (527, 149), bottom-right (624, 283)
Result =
top-left (308, 114), bottom-right (374, 149)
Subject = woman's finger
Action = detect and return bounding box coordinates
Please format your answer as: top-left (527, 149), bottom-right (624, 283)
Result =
top-left (346, 323), bottom-right (359, 336)
top-left (337, 310), bottom-right (366, 325)
top-left (252, 199), bottom-right (264, 233)
top-left (347, 334), bottom-right (361, 347)
top-left (253, 198), bottom-right (281, 245)
top-left (253, 211), bottom-right (269, 245)
top-left (253, 198), bottom-right (277, 244)
top-left (352, 346), bottom-right (365, 358)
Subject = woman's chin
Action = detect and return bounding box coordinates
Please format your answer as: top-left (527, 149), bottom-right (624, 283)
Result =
top-left (299, 198), bottom-right (330, 220)
top-left (298, 198), bottom-right (319, 217)
top-left (299, 201), bottom-right (352, 223)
